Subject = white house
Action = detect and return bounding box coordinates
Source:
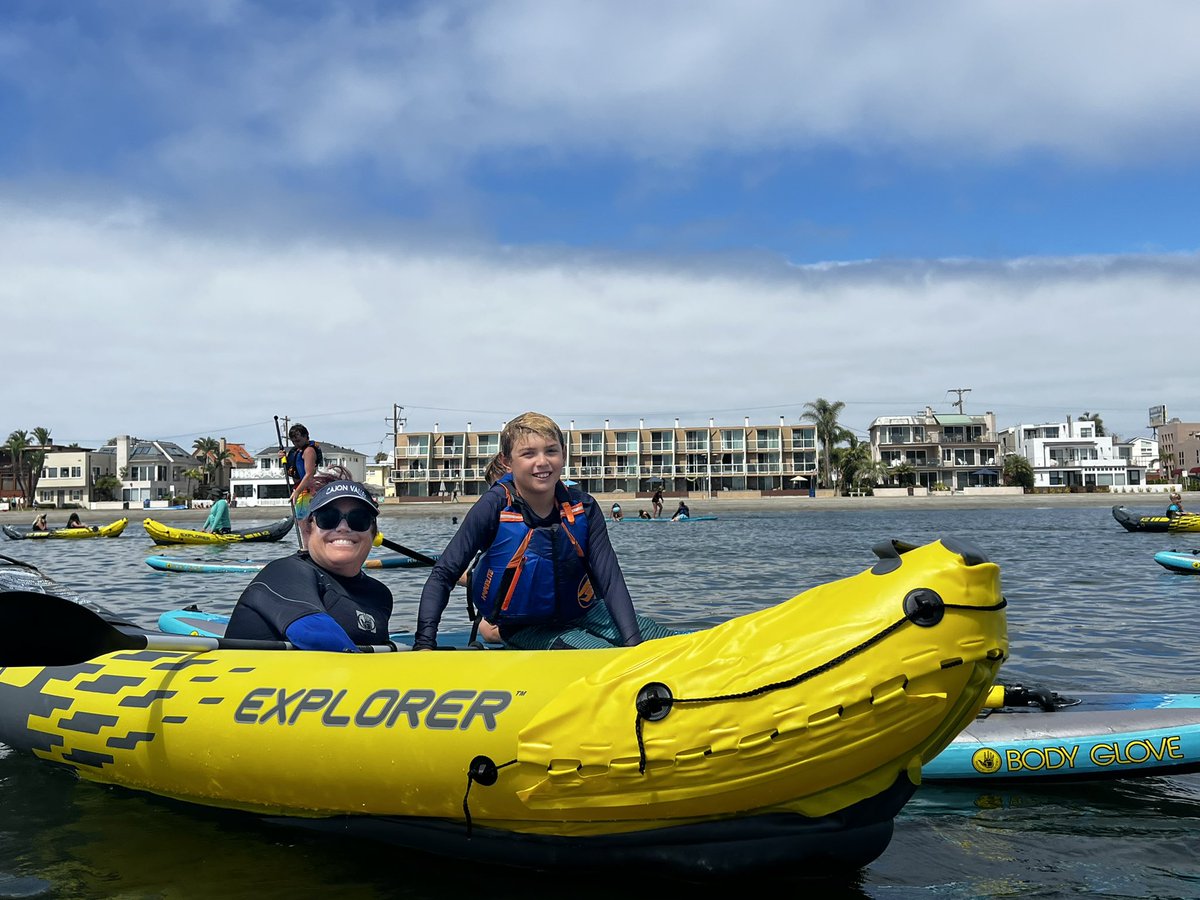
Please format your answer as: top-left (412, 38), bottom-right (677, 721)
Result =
top-left (37, 448), bottom-right (118, 508)
top-left (998, 421), bottom-right (1145, 489)
top-left (1118, 437), bottom-right (1159, 475)
top-left (230, 442), bottom-right (367, 507)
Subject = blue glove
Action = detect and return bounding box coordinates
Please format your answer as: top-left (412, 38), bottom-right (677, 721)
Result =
top-left (284, 612), bottom-right (357, 652)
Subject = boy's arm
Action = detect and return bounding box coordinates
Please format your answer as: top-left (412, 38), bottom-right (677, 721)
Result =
top-left (584, 498), bottom-right (642, 646)
top-left (414, 492), bottom-right (502, 649)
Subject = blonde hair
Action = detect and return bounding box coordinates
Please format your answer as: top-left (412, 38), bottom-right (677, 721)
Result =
top-left (499, 412), bottom-right (566, 459)
top-left (484, 454), bottom-right (509, 484)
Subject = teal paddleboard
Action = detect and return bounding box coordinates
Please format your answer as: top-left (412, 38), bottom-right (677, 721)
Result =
top-left (145, 553), bottom-right (436, 574)
top-left (1154, 549), bottom-right (1200, 574)
top-left (926, 691), bottom-right (1200, 782)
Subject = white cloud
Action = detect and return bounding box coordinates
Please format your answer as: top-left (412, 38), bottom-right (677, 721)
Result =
top-left (12, 1), bottom-right (1200, 183)
top-left (2, 200), bottom-right (1195, 449)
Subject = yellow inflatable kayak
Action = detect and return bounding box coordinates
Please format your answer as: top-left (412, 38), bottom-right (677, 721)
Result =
top-left (142, 516), bottom-right (293, 545)
top-left (1, 517), bottom-right (128, 540)
top-left (0, 537), bottom-right (1007, 874)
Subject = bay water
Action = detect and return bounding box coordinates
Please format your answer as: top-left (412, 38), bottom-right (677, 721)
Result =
top-left (1, 504), bottom-right (1198, 898)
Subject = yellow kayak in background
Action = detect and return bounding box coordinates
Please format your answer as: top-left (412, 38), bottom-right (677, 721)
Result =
top-left (142, 516), bottom-right (293, 545)
top-left (2, 518), bottom-right (128, 540)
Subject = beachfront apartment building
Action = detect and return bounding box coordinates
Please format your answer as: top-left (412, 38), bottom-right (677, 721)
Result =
top-left (998, 420), bottom-right (1145, 489)
top-left (868, 408), bottom-right (1001, 491)
top-left (1156, 418), bottom-right (1200, 481)
top-left (230, 442), bottom-right (368, 507)
top-left (391, 417), bottom-right (820, 499)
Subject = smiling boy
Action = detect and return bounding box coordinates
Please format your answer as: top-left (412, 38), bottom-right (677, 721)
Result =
top-left (414, 411), bottom-right (675, 650)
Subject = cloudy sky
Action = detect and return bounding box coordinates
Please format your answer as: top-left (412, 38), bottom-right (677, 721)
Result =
top-left (3, 1), bottom-right (1198, 455)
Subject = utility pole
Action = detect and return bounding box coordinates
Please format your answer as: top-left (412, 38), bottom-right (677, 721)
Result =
top-left (948, 388), bottom-right (971, 414)
top-left (389, 405), bottom-right (406, 496)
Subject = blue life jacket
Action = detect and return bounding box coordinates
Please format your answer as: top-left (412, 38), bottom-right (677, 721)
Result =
top-left (470, 474), bottom-right (594, 626)
top-left (286, 441), bottom-right (324, 482)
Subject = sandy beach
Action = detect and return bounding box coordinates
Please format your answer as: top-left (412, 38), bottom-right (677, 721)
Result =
top-left (2, 489), bottom-right (1191, 527)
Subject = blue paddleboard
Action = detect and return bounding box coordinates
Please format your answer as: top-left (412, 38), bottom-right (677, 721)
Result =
top-left (926, 691), bottom-right (1200, 782)
top-left (145, 553), bottom-right (436, 574)
top-left (1153, 549), bottom-right (1200, 574)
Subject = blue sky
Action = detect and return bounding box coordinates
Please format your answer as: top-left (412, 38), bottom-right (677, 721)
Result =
top-left (3, 1), bottom-right (1199, 453)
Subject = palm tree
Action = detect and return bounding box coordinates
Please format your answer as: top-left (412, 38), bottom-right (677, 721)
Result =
top-left (93, 474), bottom-right (122, 502)
top-left (182, 467), bottom-right (205, 499)
top-left (893, 461), bottom-right (917, 487)
top-left (205, 447), bottom-right (233, 494)
top-left (856, 459), bottom-right (892, 493)
top-left (5, 431), bottom-right (30, 507)
top-left (192, 437), bottom-right (222, 495)
top-left (831, 435), bottom-right (871, 495)
top-left (1002, 453), bottom-right (1034, 490)
top-left (26, 426), bottom-right (52, 502)
top-left (801, 398), bottom-right (848, 489)
top-left (1078, 412), bottom-right (1106, 437)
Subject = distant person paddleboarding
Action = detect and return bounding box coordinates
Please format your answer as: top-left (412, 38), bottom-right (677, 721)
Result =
top-left (670, 500), bottom-right (690, 521)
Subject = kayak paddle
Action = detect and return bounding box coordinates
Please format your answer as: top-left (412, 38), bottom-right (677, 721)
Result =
top-left (0, 590), bottom-right (398, 667)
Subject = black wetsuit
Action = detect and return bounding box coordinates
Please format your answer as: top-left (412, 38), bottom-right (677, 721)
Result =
top-left (226, 552), bottom-right (393, 644)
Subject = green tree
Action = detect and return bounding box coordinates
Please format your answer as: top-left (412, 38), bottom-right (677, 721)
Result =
top-left (192, 437), bottom-right (221, 494)
top-left (857, 459), bottom-right (893, 493)
top-left (1002, 453), bottom-right (1034, 490)
top-left (26, 426), bottom-right (52, 502)
top-left (1078, 412), bottom-right (1106, 437)
top-left (205, 447), bottom-right (232, 493)
top-left (893, 461), bottom-right (917, 487)
top-left (831, 435), bottom-right (871, 494)
top-left (4, 431), bottom-right (30, 505)
top-left (801, 398), bottom-right (848, 489)
top-left (93, 474), bottom-right (122, 502)
top-left (182, 467), bottom-right (205, 499)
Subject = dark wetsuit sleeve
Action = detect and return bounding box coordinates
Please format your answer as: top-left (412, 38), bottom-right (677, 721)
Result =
top-left (226, 554), bottom-right (326, 641)
top-left (414, 490), bottom-right (504, 649)
top-left (583, 495), bottom-right (642, 646)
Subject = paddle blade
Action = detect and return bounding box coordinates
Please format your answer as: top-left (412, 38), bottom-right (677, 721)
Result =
top-left (0, 591), bottom-right (145, 667)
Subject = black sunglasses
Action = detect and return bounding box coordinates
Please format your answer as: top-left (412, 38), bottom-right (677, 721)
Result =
top-left (311, 506), bottom-right (376, 532)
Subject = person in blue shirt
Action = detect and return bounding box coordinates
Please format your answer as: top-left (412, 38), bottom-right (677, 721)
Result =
top-left (670, 500), bottom-right (691, 521)
top-left (1166, 492), bottom-right (1187, 519)
top-left (225, 468), bottom-right (392, 652)
top-left (414, 412), bottom-right (676, 651)
top-left (202, 491), bottom-right (232, 533)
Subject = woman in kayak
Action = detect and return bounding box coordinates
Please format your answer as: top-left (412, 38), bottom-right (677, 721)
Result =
top-left (225, 468), bottom-right (392, 652)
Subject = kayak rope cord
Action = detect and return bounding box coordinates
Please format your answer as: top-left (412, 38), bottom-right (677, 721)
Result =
top-left (462, 755), bottom-right (517, 838)
top-left (632, 591), bottom-right (1008, 773)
